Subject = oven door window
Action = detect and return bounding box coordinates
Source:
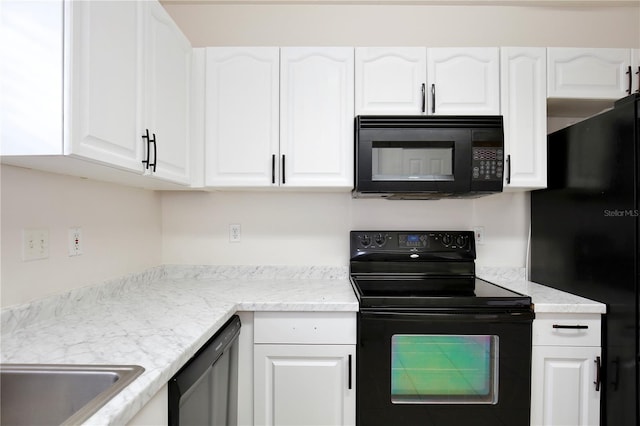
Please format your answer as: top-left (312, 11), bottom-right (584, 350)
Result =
top-left (372, 141), bottom-right (454, 181)
top-left (391, 334), bottom-right (499, 404)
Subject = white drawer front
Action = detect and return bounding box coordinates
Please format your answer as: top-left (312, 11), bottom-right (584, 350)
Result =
top-left (254, 311), bottom-right (357, 344)
top-left (533, 313), bottom-right (601, 347)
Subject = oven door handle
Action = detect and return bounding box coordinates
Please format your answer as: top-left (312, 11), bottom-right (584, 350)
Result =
top-left (360, 310), bottom-right (534, 322)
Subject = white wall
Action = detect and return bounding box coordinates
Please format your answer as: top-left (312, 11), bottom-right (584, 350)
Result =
top-left (161, 2), bottom-right (640, 48)
top-left (159, 0), bottom-right (637, 269)
top-left (0, 165), bottom-right (162, 307)
top-left (161, 190), bottom-right (528, 267)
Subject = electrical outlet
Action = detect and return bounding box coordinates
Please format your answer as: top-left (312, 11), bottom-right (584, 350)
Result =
top-left (229, 224), bottom-right (241, 242)
top-left (22, 228), bottom-right (49, 261)
top-left (68, 227), bottom-right (83, 256)
top-left (473, 226), bottom-right (485, 245)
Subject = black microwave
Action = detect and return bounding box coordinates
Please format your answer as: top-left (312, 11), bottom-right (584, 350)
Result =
top-left (353, 115), bottom-right (504, 199)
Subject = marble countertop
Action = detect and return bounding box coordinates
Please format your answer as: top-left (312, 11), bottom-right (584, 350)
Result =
top-left (0, 265), bottom-right (358, 425)
top-left (0, 264), bottom-right (606, 425)
top-left (476, 267), bottom-right (607, 314)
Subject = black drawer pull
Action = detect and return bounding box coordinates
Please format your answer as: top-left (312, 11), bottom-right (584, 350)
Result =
top-left (552, 324), bottom-right (588, 329)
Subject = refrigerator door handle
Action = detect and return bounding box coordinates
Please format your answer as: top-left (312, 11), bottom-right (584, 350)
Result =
top-left (611, 357), bottom-right (620, 390)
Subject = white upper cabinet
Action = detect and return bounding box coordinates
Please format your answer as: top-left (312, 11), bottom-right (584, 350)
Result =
top-left (548, 48), bottom-right (634, 99)
top-left (1, 0), bottom-right (192, 187)
top-left (204, 47), bottom-right (354, 189)
top-left (355, 47), bottom-right (427, 115)
top-left (500, 47), bottom-right (547, 190)
top-left (279, 47), bottom-right (354, 188)
top-left (427, 47), bottom-right (500, 115)
top-left (1, 0), bottom-right (64, 156)
top-left (144, 1), bottom-right (191, 185)
top-left (205, 47), bottom-right (280, 187)
top-left (68, 1), bottom-right (144, 172)
top-left (354, 47), bottom-right (500, 116)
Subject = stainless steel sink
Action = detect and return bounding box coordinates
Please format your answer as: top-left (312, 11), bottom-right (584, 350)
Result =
top-left (0, 364), bottom-right (145, 426)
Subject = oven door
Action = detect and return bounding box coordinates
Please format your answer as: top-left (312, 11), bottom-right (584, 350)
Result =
top-left (357, 310), bottom-right (533, 426)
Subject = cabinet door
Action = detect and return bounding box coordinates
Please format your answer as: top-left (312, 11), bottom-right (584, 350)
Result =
top-left (500, 47), bottom-right (547, 190)
top-left (144, 2), bottom-right (191, 185)
top-left (632, 49), bottom-right (640, 94)
top-left (280, 47), bottom-right (354, 188)
top-left (205, 47), bottom-right (280, 187)
top-left (68, 0), bottom-right (144, 171)
top-left (1, 0), bottom-right (64, 155)
top-left (254, 344), bottom-right (355, 426)
top-left (355, 47), bottom-right (427, 115)
top-left (531, 346), bottom-right (601, 426)
top-left (426, 47), bottom-right (500, 115)
top-left (547, 48), bottom-right (632, 99)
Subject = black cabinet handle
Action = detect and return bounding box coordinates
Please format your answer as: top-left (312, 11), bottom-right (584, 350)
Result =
top-left (271, 154), bottom-right (276, 184)
top-left (636, 66), bottom-right (640, 93)
top-left (594, 356), bottom-right (601, 391)
top-left (506, 154), bottom-right (511, 185)
top-left (281, 154), bottom-right (286, 184)
top-left (421, 83), bottom-right (426, 113)
top-left (627, 66), bottom-right (632, 94)
top-left (431, 84), bottom-right (436, 114)
top-left (348, 354), bottom-right (352, 390)
top-left (142, 129), bottom-right (151, 170)
top-left (150, 132), bottom-right (157, 172)
top-left (552, 324), bottom-right (588, 329)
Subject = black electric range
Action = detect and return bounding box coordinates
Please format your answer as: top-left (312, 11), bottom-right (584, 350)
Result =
top-left (350, 230), bottom-right (534, 426)
top-left (349, 230), bottom-right (532, 312)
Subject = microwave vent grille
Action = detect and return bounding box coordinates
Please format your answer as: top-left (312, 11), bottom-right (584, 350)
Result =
top-left (356, 115), bottom-right (503, 129)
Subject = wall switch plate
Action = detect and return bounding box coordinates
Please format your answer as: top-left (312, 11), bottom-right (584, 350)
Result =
top-left (68, 227), bottom-right (83, 256)
top-left (23, 228), bottom-right (49, 261)
top-left (229, 224), bottom-right (241, 242)
top-left (473, 226), bottom-right (485, 245)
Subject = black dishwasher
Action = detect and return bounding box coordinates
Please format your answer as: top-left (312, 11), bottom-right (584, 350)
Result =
top-left (169, 315), bottom-right (241, 426)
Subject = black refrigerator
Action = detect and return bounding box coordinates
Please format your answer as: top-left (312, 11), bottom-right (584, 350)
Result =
top-left (530, 93), bottom-right (639, 426)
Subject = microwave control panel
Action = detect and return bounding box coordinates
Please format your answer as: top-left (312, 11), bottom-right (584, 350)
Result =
top-left (472, 147), bottom-right (504, 181)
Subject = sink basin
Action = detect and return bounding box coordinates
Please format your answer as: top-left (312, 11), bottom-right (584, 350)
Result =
top-left (0, 364), bottom-right (144, 426)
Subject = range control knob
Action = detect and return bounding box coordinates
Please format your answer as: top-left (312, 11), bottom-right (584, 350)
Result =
top-left (442, 234), bottom-right (452, 246)
top-left (360, 234), bottom-right (371, 247)
top-left (455, 235), bottom-right (466, 247)
top-left (374, 233), bottom-right (387, 246)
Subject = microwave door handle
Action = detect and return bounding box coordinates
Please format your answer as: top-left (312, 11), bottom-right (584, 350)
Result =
top-left (431, 84), bottom-right (436, 114)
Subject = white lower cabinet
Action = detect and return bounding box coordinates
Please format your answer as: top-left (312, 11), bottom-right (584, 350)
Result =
top-left (253, 312), bottom-right (356, 426)
top-left (531, 313), bottom-right (602, 426)
top-left (127, 384), bottom-right (168, 425)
